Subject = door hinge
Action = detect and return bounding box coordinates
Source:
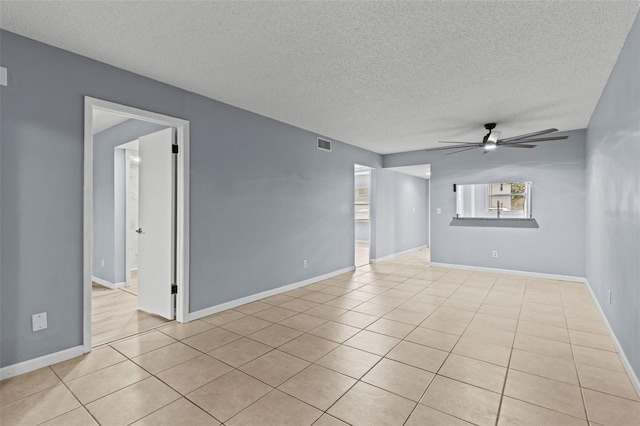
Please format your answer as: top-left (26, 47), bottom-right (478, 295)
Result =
top-left (171, 284), bottom-right (178, 294)
top-left (172, 145), bottom-right (179, 154)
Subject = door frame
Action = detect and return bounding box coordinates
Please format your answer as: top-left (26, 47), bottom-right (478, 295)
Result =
top-left (83, 96), bottom-right (190, 353)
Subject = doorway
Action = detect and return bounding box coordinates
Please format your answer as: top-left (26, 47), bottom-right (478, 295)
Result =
top-left (91, 134), bottom-right (169, 347)
top-left (83, 97), bottom-right (190, 352)
top-left (354, 164), bottom-right (372, 267)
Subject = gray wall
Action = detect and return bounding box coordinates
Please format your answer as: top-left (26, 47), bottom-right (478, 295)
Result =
top-left (585, 12), bottom-right (640, 378)
top-left (373, 169), bottom-right (429, 260)
top-left (384, 129), bottom-right (586, 277)
top-left (1, 31), bottom-right (426, 367)
top-left (355, 222), bottom-right (370, 242)
top-left (92, 119), bottom-right (166, 284)
top-left (355, 173), bottom-right (371, 189)
top-left (182, 92), bottom-right (383, 311)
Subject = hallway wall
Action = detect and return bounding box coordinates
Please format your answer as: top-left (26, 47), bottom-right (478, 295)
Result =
top-left (585, 12), bottom-right (640, 379)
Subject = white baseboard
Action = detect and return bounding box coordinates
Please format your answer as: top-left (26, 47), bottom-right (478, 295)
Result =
top-left (429, 262), bottom-right (586, 283)
top-left (370, 245), bottom-right (428, 264)
top-left (188, 266), bottom-right (355, 321)
top-left (583, 279), bottom-right (640, 397)
top-left (92, 276), bottom-right (125, 289)
top-left (0, 345), bottom-right (84, 381)
top-left (2, 266), bottom-right (350, 379)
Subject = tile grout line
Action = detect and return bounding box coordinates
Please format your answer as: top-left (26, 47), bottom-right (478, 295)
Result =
top-left (560, 284), bottom-right (593, 423)
top-left (44, 366), bottom-right (101, 426)
top-left (312, 260), bottom-right (431, 425)
top-left (221, 262), bottom-right (430, 425)
top-left (87, 330), bottom-right (225, 424)
top-left (24, 251), bottom-right (635, 425)
top-left (426, 273), bottom-right (504, 423)
top-left (493, 275), bottom-right (526, 426)
top-left (110, 335), bottom-right (234, 425)
top-left (400, 272), bottom-right (485, 425)
top-left (405, 268), bottom-right (508, 423)
top-left (497, 280), bottom-right (607, 423)
top-left (231, 260), bottom-right (426, 423)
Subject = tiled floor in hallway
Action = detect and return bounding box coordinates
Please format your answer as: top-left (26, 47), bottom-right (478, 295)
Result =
top-left (2, 249), bottom-right (639, 425)
top-left (91, 281), bottom-right (171, 347)
top-left (355, 242), bottom-right (370, 268)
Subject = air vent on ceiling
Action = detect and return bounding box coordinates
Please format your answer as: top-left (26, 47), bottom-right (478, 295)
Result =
top-left (317, 137), bottom-right (332, 152)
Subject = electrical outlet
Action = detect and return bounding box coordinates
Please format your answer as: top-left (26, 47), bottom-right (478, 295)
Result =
top-left (608, 290), bottom-right (612, 304)
top-left (492, 251), bottom-right (498, 258)
top-left (32, 312), bottom-right (47, 332)
top-left (436, 208), bottom-right (441, 214)
top-left (101, 259), bottom-right (105, 267)
top-left (303, 260), bottom-right (308, 268)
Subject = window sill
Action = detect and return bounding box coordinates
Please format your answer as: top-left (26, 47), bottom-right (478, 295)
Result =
top-left (449, 217), bottom-right (539, 228)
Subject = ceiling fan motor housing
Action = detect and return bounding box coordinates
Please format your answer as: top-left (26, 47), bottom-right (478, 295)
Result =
top-left (482, 123), bottom-right (497, 144)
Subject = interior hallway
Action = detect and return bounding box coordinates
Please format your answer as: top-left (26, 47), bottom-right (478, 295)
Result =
top-left (2, 248), bottom-right (639, 425)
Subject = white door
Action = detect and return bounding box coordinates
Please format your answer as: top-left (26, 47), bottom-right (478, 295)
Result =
top-left (137, 128), bottom-right (175, 319)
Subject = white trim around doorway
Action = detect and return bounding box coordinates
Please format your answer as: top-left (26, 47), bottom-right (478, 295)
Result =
top-left (83, 97), bottom-right (190, 353)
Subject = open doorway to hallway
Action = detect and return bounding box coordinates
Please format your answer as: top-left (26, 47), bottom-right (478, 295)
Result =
top-left (354, 164), bottom-right (372, 267)
top-left (85, 98), bottom-right (191, 351)
top-left (90, 110), bottom-right (174, 346)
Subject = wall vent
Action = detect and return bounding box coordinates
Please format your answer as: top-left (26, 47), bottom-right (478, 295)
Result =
top-left (317, 137), bottom-right (332, 152)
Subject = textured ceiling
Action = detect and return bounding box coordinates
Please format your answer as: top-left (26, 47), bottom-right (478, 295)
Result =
top-left (1, 1), bottom-right (638, 154)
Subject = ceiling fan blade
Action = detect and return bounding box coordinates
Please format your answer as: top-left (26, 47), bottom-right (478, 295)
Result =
top-left (438, 141), bottom-right (479, 144)
top-left (445, 146), bottom-right (482, 155)
top-left (500, 144), bottom-right (536, 148)
top-left (500, 136), bottom-right (568, 144)
top-left (424, 144), bottom-right (481, 152)
top-left (501, 128), bottom-right (558, 142)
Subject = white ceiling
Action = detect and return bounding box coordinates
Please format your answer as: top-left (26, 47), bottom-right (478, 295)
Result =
top-left (92, 109), bottom-right (129, 135)
top-left (115, 139), bottom-right (138, 151)
top-left (2, 2), bottom-right (638, 154)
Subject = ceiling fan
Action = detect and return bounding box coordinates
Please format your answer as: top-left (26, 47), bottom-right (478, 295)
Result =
top-left (425, 123), bottom-right (569, 155)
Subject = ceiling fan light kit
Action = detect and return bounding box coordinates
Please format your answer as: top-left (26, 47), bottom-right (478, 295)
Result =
top-left (426, 122), bottom-right (569, 155)
top-left (486, 130), bottom-right (501, 145)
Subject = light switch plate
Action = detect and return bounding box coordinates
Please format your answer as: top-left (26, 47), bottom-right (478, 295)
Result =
top-left (0, 67), bottom-right (7, 86)
top-left (32, 312), bottom-right (47, 331)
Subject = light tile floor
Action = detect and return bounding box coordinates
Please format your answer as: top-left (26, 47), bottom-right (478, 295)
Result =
top-left (355, 242), bottom-right (369, 267)
top-left (91, 282), bottom-right (170, 347)
top-left (2, 249), bottom-right (640, 425)
top-left (122, 270), bottom-right (139, 296)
